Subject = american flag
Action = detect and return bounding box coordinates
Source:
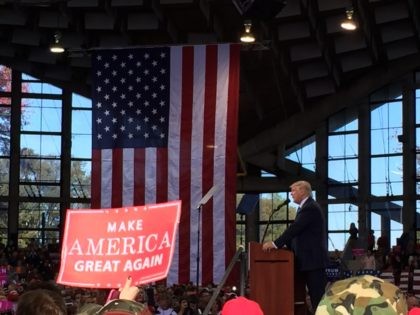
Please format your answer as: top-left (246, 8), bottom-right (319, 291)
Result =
top-left (91, 44), bottom-right (240, 285)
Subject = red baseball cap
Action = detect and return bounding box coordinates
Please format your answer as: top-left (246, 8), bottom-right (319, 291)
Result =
top-left (222, 297), bottom-right (263, 315)
top-left (409, 308), bottom-right (420, 315)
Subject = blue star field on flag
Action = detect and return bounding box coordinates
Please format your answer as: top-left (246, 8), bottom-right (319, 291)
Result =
top-left (92, 47), bottom-right (170, 149)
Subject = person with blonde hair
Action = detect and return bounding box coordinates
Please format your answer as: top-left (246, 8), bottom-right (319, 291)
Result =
top-left (263, 180), bottom-right (329, 312)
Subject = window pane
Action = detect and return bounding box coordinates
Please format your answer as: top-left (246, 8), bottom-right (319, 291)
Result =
top-left (371, 156), bottom-right (402, 183)
top-left (329, 108), bottom-right (358, 132)
top-left (416, 90), bottom-right (420, 124)
top-left (328, 206), bottom-right (358, 231)
top-left (22, 73), bottom-right (38, 81)
top-left (286, 136), bottom-right (316, 172)
top-left (19, 210), bottom-right (41, 228)
top-left (22, 103), bottom-right (41, 131)
top-left (19, 203), bottom-right (60, 228)
top-left (371, 182), bottom-right (403, 197)
top-left (19, 184), bottom-right (60, 198)
top-left (0, 202), bottom-right (8, 230)
top-left (0, 107), bottom-right (11, 155)
top-left (260, 223), bottom-right (290, 243)
top-left (20, 159), bottom-right (40, 181)
top-left (370, 83), bottom-right (402, 103)
top-left (43, 206), bottom-right (60, 228)
top-left (371, 200), bottom-right (402, 246)
top-left (371, 212), bottom-right (381, 232)
top-left (70, 203), bottom-right (91, 209)
top-left (371, 101), bottom-right (402, 130)
top-left (328, 134), bottom-right (358, 158)
top-left (20, 158), bottom-right (60, 182)
top-left (390, 220), bottom-right (403, 247)
top-left (71, 160), bottom-right (91, 198)
top-left (72, 109), bottom-right (91, 135)
top-left (259, 193), bottom-right (294, 220)
top-left (18, 231), bottom-right (60, 248)
top-left (416, 128), bottom-right (420, 149)
top-left (22, 80), bottom-right (62, 94)
top-left (415, 87), bottom-right (420, 123)
top-left (72, 104), bottom-right (92, 159)
top-left (0, 66), bottom-right (12, 93)
top-left (371, 128), bottom-right (402, 155)
top-left (371, 156), bottom-right (403, 196)
top-left (0, 98), bottom-right (10, 106)
top-left (328, 232), bottom-right (347, 251)
top-left (328, 184), bottom-right (358, 199)
top-left (0, 158), bottom-right (9, 196)
top-left (71, 135), bottom-right (91, 159)
top-left (21, 134), bottom-right (61, 157)
top-left (72, 93), bottom-right (92, 109)
top-left (328, 159), bottom-right (358, 183)
top-left (21, 99), bottom-right (62, 132)
top-left (417, 200), bottom-right (420, 216)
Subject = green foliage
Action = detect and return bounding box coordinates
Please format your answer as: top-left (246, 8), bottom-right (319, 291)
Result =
top-left (235, 193), bottom-right (298, 245)
top-left (18, 148), bottom-right (89, 244)
top-left (0, 68), bottom-right (87, 247)
top-left (259, 195), bottom-right (297, 242)
top-left (70, 160), bottom-right (90, 198)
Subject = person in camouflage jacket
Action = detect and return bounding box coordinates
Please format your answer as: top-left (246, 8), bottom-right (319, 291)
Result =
top-left (315, 275), bottom-right (407, 315)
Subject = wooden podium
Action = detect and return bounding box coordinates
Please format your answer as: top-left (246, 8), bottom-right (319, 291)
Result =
top-left (248, 242), bottom-right (307, 315)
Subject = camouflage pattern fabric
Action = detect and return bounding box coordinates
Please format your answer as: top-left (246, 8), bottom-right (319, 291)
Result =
top-left (315, 275), bottom-right (407, 315)
top-left (97, 299), bottom-right (152, 315)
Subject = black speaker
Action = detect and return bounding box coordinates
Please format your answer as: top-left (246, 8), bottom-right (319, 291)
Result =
top-left (232, 0), bottom-right (287, 20)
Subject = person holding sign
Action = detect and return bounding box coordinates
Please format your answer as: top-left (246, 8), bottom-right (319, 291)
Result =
top-left (90, 276), bottom-right (152, 315)
top-left (262, 180), bottom-right (329, 312)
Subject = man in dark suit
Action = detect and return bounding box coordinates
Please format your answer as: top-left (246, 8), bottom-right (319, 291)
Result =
top-left (262, 180), bottom-right (329, 313)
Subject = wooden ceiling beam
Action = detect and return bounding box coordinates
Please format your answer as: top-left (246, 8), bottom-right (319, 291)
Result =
top-left (150, 0), bottom-right (180, 43)
top-left (239, 52), bottom-right (420, 164)
top-left (301, 0), bottom-right (341, 88)
top-left (269, 28), bottom-right (305, 113)
top-left (407, 0), bottom-right (420, 43)
top-left (353, 0), bottom-right (386, 64)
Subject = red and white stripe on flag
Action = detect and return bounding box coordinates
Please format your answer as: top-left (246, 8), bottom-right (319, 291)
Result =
top-left (91, 44), bottom-right (240, 285)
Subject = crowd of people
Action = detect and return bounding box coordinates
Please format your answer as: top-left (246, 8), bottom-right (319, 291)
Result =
top-left (8, 274), bottom-right (253, 315)
top-left (339, 221), bottom-right (420, 291)
top-left (0, 237), bottom-right (253, 315)
top-left (1, 180), bottom-right (420, 314)
top-left (0, 239), bottom-right (415, 314)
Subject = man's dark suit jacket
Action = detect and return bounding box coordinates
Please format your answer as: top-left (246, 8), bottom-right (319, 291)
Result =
top-left (273, 197), bottom-right (329, 271)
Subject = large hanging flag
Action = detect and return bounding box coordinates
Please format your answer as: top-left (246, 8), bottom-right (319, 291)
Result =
top-left (91, 44), bottom-right (240, 285)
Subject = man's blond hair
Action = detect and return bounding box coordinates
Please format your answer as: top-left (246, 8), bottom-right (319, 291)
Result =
top-left (290, 180), bottom-right (312, 197)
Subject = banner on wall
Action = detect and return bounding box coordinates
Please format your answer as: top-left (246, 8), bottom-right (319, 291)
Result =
top-left (57, 200), bottom-right (181, 288)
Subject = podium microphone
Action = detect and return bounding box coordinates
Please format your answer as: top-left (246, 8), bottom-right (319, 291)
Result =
top-left (261, 199), bottom-right (290, 243)
top-left (273, 198), bottom-right (290, 212)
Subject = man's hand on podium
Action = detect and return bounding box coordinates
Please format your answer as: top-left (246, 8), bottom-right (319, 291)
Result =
top-left (262, 241), bottom-right (276, 252)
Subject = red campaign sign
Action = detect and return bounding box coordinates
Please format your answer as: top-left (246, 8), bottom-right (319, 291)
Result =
top-left (56, 200), bottom-right (181, 289)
